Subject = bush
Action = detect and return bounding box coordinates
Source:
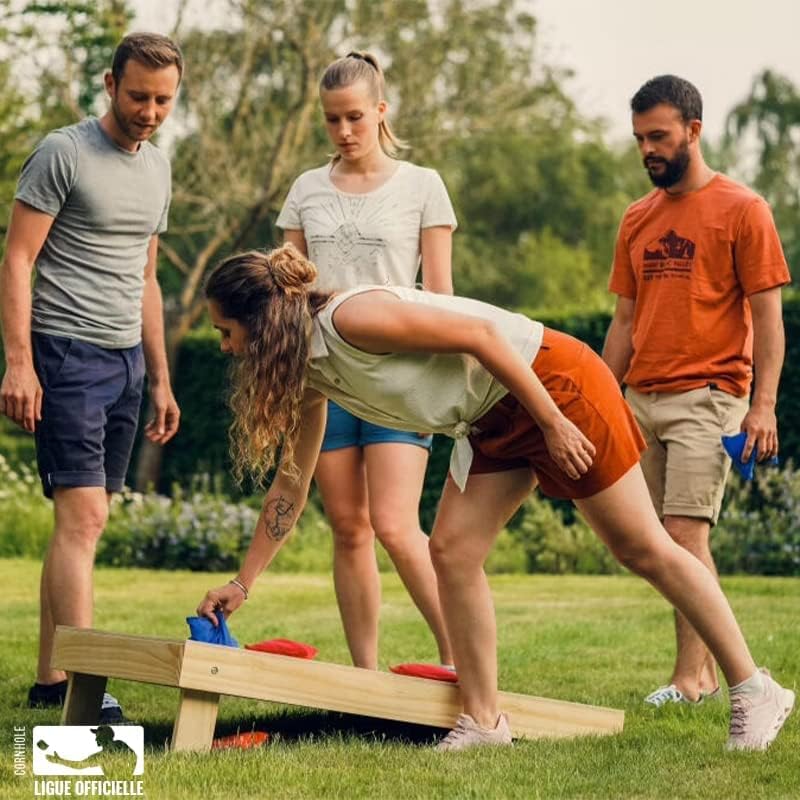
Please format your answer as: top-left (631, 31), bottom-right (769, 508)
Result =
top-left (99, 479), bottom-right (258, 572)
top-left (0, 454), bottom-right (52, 557)
top-left (713, 462), bottom-right (800, 576)
top-left (99, 477), bottom-right (341, 573)
top-left (508, 495), bottom-right (622, 575)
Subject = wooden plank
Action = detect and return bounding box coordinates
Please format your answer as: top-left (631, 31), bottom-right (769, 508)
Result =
top-left (171, 689), bottom-right (220, 752)
top-left (52, 627), bottom-right (184, 687)
top-left (61, 673), bottom-right (107, 725)
top-left (180, 641), bottom-right (623, 739)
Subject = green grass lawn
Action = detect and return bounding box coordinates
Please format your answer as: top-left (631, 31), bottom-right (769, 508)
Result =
top-left (0, 559), bottom-right (797, 799)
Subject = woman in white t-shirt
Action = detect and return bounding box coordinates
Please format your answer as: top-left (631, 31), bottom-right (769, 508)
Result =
top-left (276, 52), bottom-right (457, 670)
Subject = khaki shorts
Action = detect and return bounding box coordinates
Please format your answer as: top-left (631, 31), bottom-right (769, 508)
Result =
top-left (625, 386), bottom-right (749, 524)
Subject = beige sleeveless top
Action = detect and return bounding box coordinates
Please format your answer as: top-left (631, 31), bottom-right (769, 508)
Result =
top-left (306, 286), bottom-right (542, 490)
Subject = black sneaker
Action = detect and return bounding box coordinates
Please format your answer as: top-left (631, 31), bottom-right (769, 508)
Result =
top-left (99, 691), bottom-right (129, 724)
top-left (28, 682), bottom-right (128, 724)
top-left (27, 680), bottom-right (68, 708)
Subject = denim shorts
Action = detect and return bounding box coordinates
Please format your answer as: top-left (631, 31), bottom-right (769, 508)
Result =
top-left (32, 332), bottom-right (145, 498)
top-left (321, 400), bottom-right (433, 452)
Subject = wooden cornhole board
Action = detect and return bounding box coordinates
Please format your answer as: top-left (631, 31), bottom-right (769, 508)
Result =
top-left (51, 626), bottom-right (624, 752)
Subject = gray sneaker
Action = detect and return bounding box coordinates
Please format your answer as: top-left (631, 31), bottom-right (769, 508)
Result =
top-left (436, 713), bottom-right (512, 752)
top-left (726, 669), bottom-right (795, 752)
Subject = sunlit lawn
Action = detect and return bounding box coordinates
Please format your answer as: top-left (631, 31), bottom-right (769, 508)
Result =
top-left (1, 559), bottom-right (797, 799)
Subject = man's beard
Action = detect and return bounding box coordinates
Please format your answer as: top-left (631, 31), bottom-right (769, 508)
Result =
top-left (644, 139), bottom-right (690, 188)
top-left (111, 99), bottom-right (155, 143)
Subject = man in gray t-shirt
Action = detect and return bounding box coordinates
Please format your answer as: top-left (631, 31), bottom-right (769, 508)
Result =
top-left (0, 33), bottom-right (183, 721)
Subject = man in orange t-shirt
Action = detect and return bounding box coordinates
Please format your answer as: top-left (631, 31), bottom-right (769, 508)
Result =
top-left (603, 75), bottom-right (790, 707)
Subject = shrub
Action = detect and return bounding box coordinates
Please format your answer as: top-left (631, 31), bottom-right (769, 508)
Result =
top-left (0, 454), bottom-right (52, 557)
top-left (99, 477), bottom-right (338, 573)
top-left (713, 462), bottom-right (800, 576)
top-left (508, 495), bottom-right (622, 575)
top-left (98, 480), bottom-right (257, 572)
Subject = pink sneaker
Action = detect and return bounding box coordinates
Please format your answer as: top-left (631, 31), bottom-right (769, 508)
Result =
top-left (726, 669), bottom-right (795, 752)
top-left (436, 713), bottom-right (512, 752)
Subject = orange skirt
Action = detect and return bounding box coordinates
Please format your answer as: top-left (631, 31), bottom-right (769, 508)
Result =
top-left (469, 328), bottom-right (646, 499)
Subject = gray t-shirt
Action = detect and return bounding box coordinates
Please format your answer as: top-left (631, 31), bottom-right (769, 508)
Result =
top-left (15, 118), bottom-right (171, 348)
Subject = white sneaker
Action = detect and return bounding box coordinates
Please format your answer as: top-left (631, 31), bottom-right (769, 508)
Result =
top-left (726, 668), bottom-right (795, 752)
top-left (645, 684), bottom-right (719, 707)
top-left (436, 713), bottom-right (512, 752)
top-left (644, 685), bottom-right (694, 707)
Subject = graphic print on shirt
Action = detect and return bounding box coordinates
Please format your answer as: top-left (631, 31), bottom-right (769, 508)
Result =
top-left (642, 229), bottom-right (696, 281)
top-left (306, 194), bottom-right (392, 285)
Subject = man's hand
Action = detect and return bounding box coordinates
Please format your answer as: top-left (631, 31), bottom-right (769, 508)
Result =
top-left (740, 402), bottom-right (778, 463)
top-left (0, 363), bottom-right (42, 432)
top-left (144, 381), bottom-right (180, 444)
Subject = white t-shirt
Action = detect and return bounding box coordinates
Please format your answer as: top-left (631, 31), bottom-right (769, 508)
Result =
top-left (276, 161), bottom-right (457, 293)
top-left (307, 286), bottom-right (543, 491)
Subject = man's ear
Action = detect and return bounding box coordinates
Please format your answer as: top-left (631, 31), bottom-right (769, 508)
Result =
top-left (103, 70), bottom-right (116, 98)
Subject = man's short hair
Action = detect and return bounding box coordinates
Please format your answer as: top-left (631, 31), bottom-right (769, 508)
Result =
top-left (111, 32), bottom-right (183, 84)
top-left (630, 75), bottom-right (702, 123)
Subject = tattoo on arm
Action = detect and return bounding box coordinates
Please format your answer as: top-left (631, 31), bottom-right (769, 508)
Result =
top-left (264, 496), bottom-right (295, 541)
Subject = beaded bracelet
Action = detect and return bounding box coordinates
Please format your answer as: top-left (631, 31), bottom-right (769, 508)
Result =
top-left (229, 578), bottom-right (249, 600)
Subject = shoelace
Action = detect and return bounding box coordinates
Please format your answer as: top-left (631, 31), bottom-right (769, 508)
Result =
top-left (647, 686), bottom-right (684, 706)
top-left (440, 716), bottom-right (472, 745)
top-left (729, 694), bottom-right (752, 735)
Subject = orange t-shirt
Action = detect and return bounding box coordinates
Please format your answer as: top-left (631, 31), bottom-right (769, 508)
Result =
top-left (609, 174), bottom-right (790, 396)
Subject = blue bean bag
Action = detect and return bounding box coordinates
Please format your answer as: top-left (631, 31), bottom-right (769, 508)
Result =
top-left (186, 610), bottom-right (239, 647)
top-left (722, 432), bottom-right (779, 481)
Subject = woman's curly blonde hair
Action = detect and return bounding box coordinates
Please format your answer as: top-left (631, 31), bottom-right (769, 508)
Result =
top-left (204, 243), bottom-right (331, 487)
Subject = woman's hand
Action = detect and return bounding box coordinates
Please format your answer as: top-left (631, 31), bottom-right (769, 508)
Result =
top-left (542, 414), bottom-right (596, 480)
top-left (196, 582), bottom-right (247, 624)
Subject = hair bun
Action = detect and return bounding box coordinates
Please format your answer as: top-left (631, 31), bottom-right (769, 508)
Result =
top-left (269, 242), bottom-right (317, 292)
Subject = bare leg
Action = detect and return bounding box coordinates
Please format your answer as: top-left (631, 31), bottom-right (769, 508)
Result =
top-left (575, 466), bottom-right (756, 687)
top-left (664, 515), bottom-right (719, 699)
top-left (315, 447), bottom-right (381, 669)
top-left (37, 487), bottom-right (109, 684)
top-left (365, 442), bottom-right (453, 664)
top-left (429, 469), bottom-right (537, 727)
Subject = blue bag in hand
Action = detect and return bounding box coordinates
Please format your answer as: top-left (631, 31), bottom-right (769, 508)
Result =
top-left (721, 432), bottom-right (779, 481)
top-left (186, 610), bottom-right (239, 647)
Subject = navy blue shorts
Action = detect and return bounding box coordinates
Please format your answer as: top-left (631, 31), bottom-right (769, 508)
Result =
top-left (321, 400), bottom-right (433, 452)
top-left (32, 332), bottom-right (145, 499)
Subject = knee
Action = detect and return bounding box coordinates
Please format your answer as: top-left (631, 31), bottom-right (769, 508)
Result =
top-left (54, 504), bottom-right (109, 547)
top-left (370, 514), bottom-right (415, 553)
top-left (611, 541), bottom-right (666, 580)
top-left (329, 513), bottom-right (374, 554)
top-left (664, 517), bottom-right (711, 553)
top-left (428, 530), bottom-right (470, 579)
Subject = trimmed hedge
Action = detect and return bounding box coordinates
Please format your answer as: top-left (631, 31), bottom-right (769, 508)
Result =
top-left (156, 295), bottom-right (800, 519)
top-left (3, 295), bottom-right (799, 522)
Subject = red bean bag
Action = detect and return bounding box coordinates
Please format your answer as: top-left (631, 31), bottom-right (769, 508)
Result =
top-left (211, 731), bottom-right (269, 750)
top-left (245, 638), bottom-right (319, 659)
top-left (389, 663), bottom-right (458, 683)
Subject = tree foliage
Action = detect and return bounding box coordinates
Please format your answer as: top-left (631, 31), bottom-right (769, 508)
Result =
top-left (725, 69), bottom-right (800, 279)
